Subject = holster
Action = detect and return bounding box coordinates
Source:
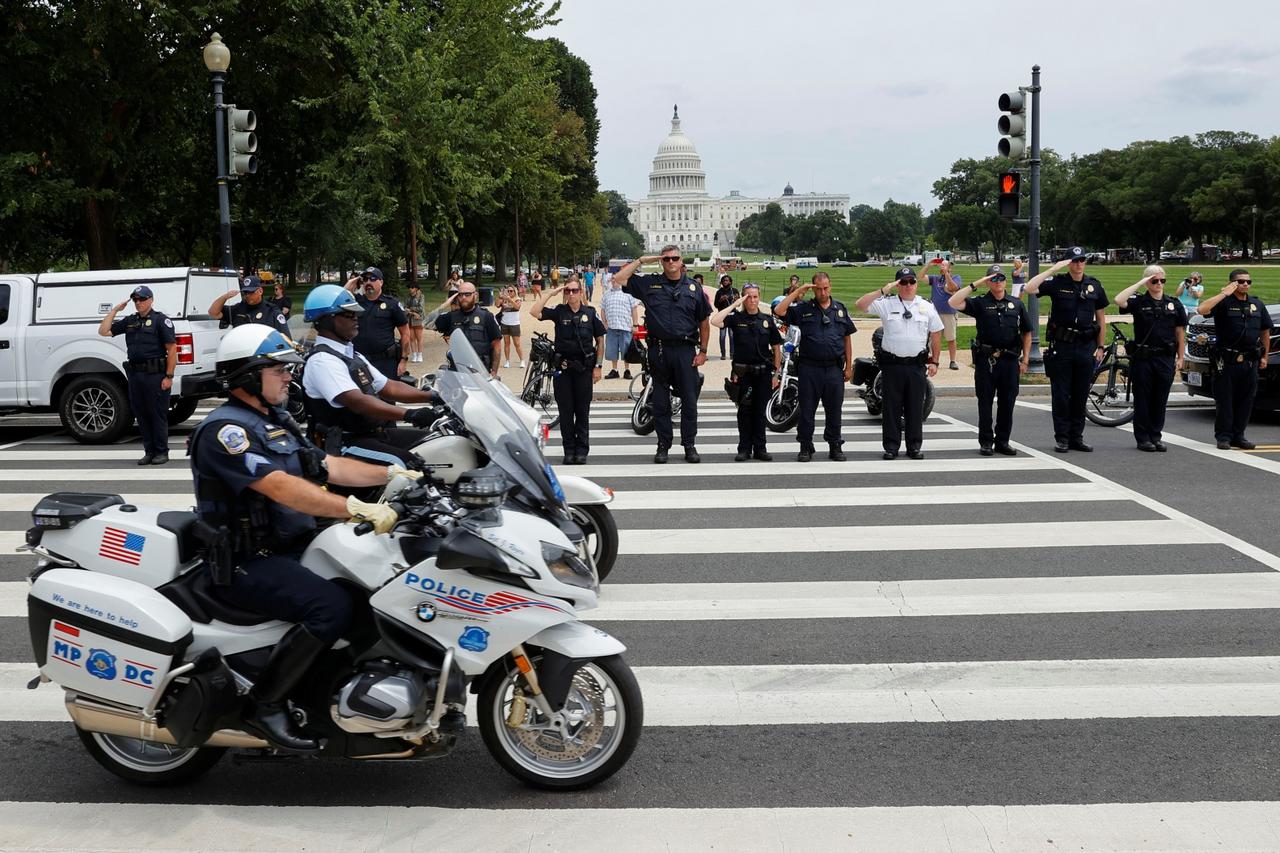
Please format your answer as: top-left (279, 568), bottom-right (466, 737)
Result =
top-left (192, 519), bottom-right (236, 587)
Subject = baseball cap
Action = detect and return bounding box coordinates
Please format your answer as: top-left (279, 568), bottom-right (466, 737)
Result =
top-left (130, 285), bottom-right (153, 300)
top-left (1065, 246), bottom-right (1086, 261)
top-left (240, 275), bottom-right (263, 293)
top-left (363, 266), bottom-right (385, 281)
top-left (985, 264), bottom-right (1003, 277)
top-left (896, 267), bottom-right (917, 281)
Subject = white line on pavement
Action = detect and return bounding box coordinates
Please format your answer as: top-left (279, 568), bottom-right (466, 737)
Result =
top-left (606, 481), bottom-right (1117, 510)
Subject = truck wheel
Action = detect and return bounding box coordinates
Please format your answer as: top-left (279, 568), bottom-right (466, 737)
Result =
top-left (59, 375), bottom-right (130, 444)
top-left (167, 398), bottom-right (200, 426)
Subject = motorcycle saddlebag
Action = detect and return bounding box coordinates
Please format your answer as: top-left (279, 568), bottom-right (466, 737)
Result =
top-left (852, 357), bottom-right (878, 387)
top-left (28, 568), bottom-right (193, 710)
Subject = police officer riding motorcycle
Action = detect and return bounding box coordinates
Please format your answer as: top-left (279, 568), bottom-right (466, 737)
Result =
top-left (190, 324), bottom-right (413, 750)
top-left (300, 285), bottom-right (442, 468)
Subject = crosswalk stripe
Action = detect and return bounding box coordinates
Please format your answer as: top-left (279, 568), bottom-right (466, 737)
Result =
top-left (578, 456), bottom-right (1057, 477)
top-left (6, 657), bottom-right (1279, 725)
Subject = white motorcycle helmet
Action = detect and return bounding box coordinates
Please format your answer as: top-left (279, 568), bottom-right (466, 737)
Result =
top-left (215, 325), bottom-right (303, 399)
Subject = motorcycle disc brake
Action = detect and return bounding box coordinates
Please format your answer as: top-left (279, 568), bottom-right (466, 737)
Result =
top-left (513, 669), bottom-right (606, 760)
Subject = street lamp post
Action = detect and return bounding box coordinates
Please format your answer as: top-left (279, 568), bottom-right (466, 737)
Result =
top-left (202, 33), bottom-right (235, 272)
top-left (1252, 204), bottom-right (1259, 260)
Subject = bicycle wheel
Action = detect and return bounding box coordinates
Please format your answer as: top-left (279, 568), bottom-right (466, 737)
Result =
top-left (523, 369), bottom-right (560, 429)
top-left (1085, 360), bottom-right (1134, 426)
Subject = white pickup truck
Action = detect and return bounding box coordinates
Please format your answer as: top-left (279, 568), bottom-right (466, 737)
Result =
top-left (0, 267), bottom-right (232, 443)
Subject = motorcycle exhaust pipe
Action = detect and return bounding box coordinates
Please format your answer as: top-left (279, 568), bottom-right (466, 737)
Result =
top-left (66, 697), bottom-right (269, 749)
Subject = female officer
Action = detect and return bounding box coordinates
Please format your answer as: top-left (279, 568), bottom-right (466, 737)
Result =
top-left (712, 283), bottom-right (783, 461)
top-left (1115, 265), bottom-right (1186, 451)
top-left (530, 278), bottom-right (605, 465)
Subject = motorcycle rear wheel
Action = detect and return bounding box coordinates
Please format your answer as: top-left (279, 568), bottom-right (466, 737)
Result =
top-left (478, 654), bottom-right (643, 790)
top-left (75, 726), bottom-right (224, 786)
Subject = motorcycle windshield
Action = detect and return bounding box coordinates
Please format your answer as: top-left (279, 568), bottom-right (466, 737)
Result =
top-left (439, 335), bottom-right (563, 508)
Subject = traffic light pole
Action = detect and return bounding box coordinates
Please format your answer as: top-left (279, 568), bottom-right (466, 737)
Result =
top-left (1025, 65), bottom-right (1044, 373)
top-left (209, 71), bottom-right (235, 273)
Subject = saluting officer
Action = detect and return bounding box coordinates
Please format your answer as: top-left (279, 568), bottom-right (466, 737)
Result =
top-left (1198, 267), bottom-right (1273, 450)
top-left (209, 274), bottom-right (293, 339)
top-left (531, 281), bottom-right (606, 465)
top-left (949, 264), bottom-right (1032, 456)
top-left (712, 283), bottom-right (784, 461)
top-left (434, 281), bottom-right (502, 377)
top-left (98, 285), bottom-right (178, 466)
top-left (774, 272), bottom-right (856, 461)
top-left (614, 245), bottom-right (711, 464)
top-left (1115, 266), bottom-right (1187, 452)
top-left (1023, 247), bottom-right (1109, 452)
top-left (344, 267), bottom-right (410, 379)
top-left (856, 268), bottom-right (942, 460)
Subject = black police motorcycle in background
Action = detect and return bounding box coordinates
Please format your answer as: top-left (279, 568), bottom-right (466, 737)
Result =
top-left (628, 337), bottom-right (704, 435)
top-left (851, 328), bottom-right (936, 420)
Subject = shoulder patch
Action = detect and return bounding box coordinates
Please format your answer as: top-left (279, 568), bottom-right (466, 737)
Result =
top-left (277, 314), bottom-right (287, 324)
top-left (216, 424), bottom-right (250, 455)
top-left (164, 318), bottom-right (173, 328)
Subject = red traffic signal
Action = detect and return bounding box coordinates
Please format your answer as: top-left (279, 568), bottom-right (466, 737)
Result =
top-left (998, 171), bottom-right (1021, 219)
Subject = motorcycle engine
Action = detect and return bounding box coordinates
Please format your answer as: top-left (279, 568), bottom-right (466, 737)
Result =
top-left (331, 662), bottom-right (429, 733)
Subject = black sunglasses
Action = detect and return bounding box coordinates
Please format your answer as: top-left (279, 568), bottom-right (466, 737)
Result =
top-left (660, 256), bottom-right (681, 262)
top-left (1150, 277), bottom-right (1167, 283)
top-left (1235, 279), bottom-right (1253, 285)
top-left (564, 287), bottom-right (581, 293)
top-left (899, 279), bottom-right (917, 286)
top-left (337, 311), bottom-right (360, 320)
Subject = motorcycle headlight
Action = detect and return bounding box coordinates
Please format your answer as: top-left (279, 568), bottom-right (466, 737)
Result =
top-left (541, 542), bottom-right (597, 591)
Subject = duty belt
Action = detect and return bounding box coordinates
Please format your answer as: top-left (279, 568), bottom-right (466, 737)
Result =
top-left (878, 351), bottom-right (927, 366)
top-left (798, 355), bottom-right (842, 367)
top-left (654, 337), bottom-right (697, 347)
top-left (125, 357), bottom-right (167, 373)
top-left (731, 362), bottom-right (771, 374)
top-left (1050, 326), bottom-right (1097, 344)
top-left (1217, 346), bottom-right (1261, 363)
top-left (972, 342), bottom-right (1020, 358)
top-left (1128, 342), bottom-right (1174, 358)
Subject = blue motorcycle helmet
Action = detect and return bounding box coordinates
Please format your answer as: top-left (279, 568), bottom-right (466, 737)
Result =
top-left (303, 284), bottom-right (364, 323)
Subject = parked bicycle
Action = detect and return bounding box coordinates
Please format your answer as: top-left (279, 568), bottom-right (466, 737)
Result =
top-left (1084, 321), bottom-right (1135, 427)
top-left (520, 331), bottom-right (559, 428)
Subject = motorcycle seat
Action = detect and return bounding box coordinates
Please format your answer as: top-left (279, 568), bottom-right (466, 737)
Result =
top-left (159, 567), bottom-right (272, 626)
top-left (155, 511), bottom-right (201, 563)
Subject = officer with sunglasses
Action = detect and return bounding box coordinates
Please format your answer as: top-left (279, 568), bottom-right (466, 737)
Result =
top-left (857, 268), bottom-right (942, 460)
top-left (98, 285), bottom-right (178, 465)
top-left (1198, 268), bottom-right (1273, 449)
top-left (614, 245), bottom-right (711, 464)
top-left (1114, 266), bottom-right (1187, 452)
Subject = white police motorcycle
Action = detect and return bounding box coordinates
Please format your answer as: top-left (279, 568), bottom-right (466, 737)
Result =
top-left (411, 336), bottom-right (619, 579)
top-left (21, 353), bottom-right (643, 789)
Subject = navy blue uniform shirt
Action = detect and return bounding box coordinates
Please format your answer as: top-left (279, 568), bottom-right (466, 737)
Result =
top-left (624, 273), bottom-right (710, 341)
top-left (1121, 292), bottom-right (1187, 349)
top-left (110, 310), bottom-right (176, 360)
top-left (1040, 275), bottom-right (1109, 333)
top-left (960, 292), bottom-right (1032, 350)
top-left (547, 303), bottom-right (606, 359)
top-left (1209, 295), bottom-right (1274, 351)
top-left (724, 310), bottom-right (784, 365)
top-left (354, 293), bottom-right (409, 354)
top-left (785, 299), bottom-right (856, 361)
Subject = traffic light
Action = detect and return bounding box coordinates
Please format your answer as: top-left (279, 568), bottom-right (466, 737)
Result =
top-left (998, 91), bottom-right (1026, 160)
top-left (998, 171), bottom-right (1021, 219)
top-left (225, 105), bottom-right (257, 177)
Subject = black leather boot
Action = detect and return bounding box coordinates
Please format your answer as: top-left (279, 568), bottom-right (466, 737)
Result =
top-left (244, 625), bottom-right (328, 752)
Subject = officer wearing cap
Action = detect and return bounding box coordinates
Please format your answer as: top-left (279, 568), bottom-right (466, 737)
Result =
top-left (949, 265), bottom-right (1032, 456)
top-left (530, 281), bottom-right (606, 465)
top-left (344, 267), bottom-right (410, 379)
top-left (713, 283), bottom-right (784, 461)
top-left (209, 275), bottom-right (293, 339)
top-left (434, 280), bottom-right (502, 376)
top-left (98, 285), bottom-right (178, 465)
top-left (301, 285), bottom-right (441, 465)
top-left (614, 245), bottom-right (711, 464)
top-left (1197, 267), bottom-right (1273, 450)
top-left (857, 268), bottom-right (942, 460)
top-left (1023, 247), bottom-right (1109, 452)
top-left (775, 272), bottom-right (856, 461)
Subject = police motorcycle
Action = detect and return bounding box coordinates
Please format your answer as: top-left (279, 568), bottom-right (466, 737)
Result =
top-left (402, 336), bottom-right (619, 580)
top-left (21, 337), bottom-right (642, 791)
top-left (850, 328), bottom-right (936, 420)
top-left (764, 331), bottom-right (800, 432)
top-left (627, 336), bottom-right (704, 435)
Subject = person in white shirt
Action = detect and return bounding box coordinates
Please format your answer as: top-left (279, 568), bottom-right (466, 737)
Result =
top-left (856, 267), bottom-right (943, 460)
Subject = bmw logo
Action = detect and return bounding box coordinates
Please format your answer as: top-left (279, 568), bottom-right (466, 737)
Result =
top-left (416, 602), bottom-right (436, 622)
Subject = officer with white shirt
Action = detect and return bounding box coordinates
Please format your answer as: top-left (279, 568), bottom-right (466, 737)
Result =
top-left (856, 267), bottom-right (942, 459)
top-left (300, 285), bottom-right (439, 465)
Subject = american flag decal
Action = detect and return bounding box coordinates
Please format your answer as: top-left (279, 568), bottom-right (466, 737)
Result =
top-left (99, 527), bottom-right (145, 566)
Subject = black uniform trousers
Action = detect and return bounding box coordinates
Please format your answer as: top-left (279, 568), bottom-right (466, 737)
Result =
top-left (734, 366), bottom-right (773, 453)
top-left (649, 341), bottom-right (700, 449)
top-left (218, 552), bottom-right (352, 643)
top-left (1213, 356), bottom-right (1259, 443)
top-left (973, 353), bottom-right (1020, 447)
top-left (880, 362), bottom-right (927, 454)
top-left (1131, 353), bottom-right (1175, 444)
top-left (1043, 341), bottom-right (1096, 441)
top-left (367, 355), bottom-right (400, 381)
top-left (127, 370), bottom-right (170, 456)
top-left (340, 426), bottom-right (429, 467)
top-left (796, 362), bottom-right (845, 452)
top-left (553, 365), bottom-right (593, 458)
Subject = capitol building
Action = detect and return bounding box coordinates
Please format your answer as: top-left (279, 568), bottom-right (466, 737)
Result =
top-left (628, 106), bottom-right (850, 255)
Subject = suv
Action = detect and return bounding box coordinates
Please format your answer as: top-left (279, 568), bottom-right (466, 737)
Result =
top-left (761, 260), bottom-right (788, 270)
top-left (0, 267), bottom-right (230, 443)
top-left (1180, 304), bottom-right (1280, 410)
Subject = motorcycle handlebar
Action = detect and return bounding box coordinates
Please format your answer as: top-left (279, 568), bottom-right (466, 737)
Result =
top-left (354, 521), bottom-right (374, 536)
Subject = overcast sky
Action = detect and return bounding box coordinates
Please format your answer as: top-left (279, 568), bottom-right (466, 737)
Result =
top-left (539, 0), bottom-right (1280, 213)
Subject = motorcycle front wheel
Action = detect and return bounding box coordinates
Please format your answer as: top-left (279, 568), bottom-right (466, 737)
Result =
top-left (75, 726), bottom-right (224, 786)
top-left (631, 386), bottom-right (655, 435)
top-left (478, 654), bottom-right (643, 791)
top-left (567, 503), bottom-right (619, 581)
top-left (765, 381), bottom-right (799, 432)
